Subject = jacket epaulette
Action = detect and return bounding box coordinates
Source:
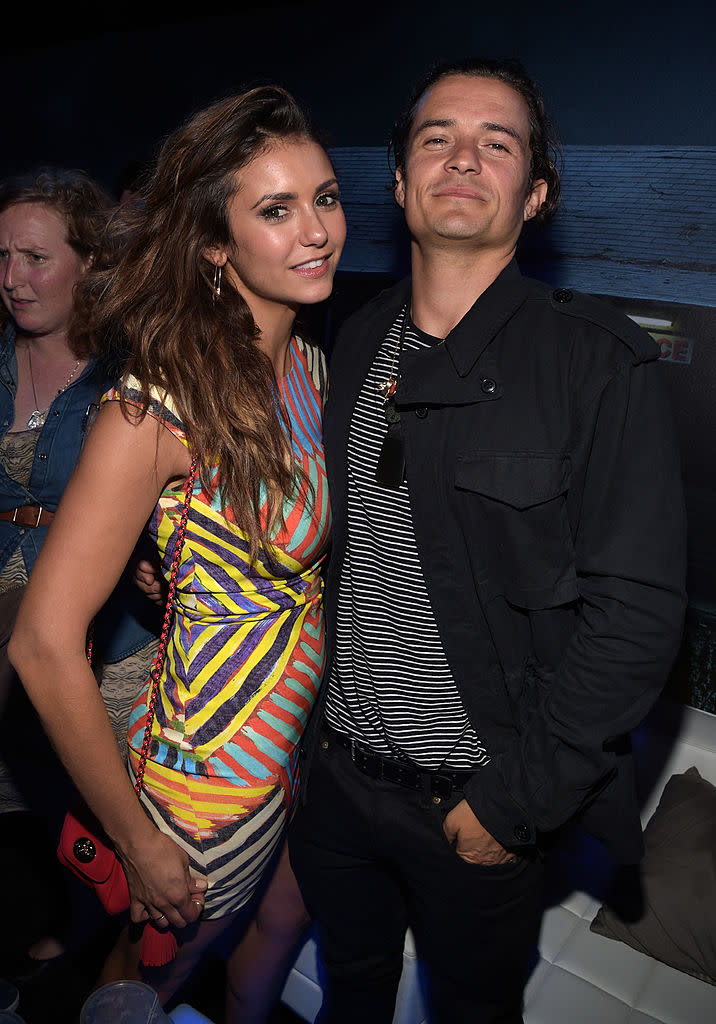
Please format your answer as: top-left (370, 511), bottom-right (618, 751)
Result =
top-left (547, 287), bottom-right (660, 363)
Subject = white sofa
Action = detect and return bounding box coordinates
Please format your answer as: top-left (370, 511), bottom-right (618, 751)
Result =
top-left (280, 698), bottom-right (716, 1024)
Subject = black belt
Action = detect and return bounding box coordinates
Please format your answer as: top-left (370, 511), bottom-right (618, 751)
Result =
top-left (322, 724), bottom-right (475, 801)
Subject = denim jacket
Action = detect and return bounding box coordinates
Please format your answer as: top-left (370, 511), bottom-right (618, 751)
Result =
top-left (0, 322), bottom-right (160, 661)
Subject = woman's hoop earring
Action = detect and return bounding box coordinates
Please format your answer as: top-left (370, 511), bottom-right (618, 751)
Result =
top-left (213, 264), bottom-right (222, 300)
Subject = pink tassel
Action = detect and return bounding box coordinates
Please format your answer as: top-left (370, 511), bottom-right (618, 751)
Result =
top-left (140, 922), bottom-right (178, 967)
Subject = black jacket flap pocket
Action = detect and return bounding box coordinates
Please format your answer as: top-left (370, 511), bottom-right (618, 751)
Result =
top-left (455, 452), bottom-right (570, 510)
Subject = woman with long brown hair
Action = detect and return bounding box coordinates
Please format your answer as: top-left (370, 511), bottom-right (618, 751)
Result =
top-left (9, 85), bottom-right (345, 1020)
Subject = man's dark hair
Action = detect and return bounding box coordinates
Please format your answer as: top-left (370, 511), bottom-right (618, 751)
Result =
top-left (388, 56), bottom-right (562, 224)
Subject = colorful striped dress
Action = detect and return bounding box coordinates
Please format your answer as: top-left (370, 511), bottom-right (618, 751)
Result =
top-left (104, 336), bottom-right (330, 918)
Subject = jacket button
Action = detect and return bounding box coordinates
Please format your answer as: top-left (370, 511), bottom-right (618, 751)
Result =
top-left (514, 822), bottom-right (531, 843)
top-left (481, 378), bottom-right (497, 394)
top-left (553, 288), bottom-right (573, 303)
top-left (415, 407), bottom-right (428, 418)
top-left (38, 453), bottom-right (47, 460)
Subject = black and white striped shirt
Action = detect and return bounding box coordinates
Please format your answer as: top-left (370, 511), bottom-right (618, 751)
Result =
top-left (325, 310), bottom-right (489, 770)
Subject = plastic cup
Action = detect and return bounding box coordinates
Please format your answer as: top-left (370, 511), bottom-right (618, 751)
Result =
top-left (0, 979), bottom-right (19, 1013)
top-left (79, 981), bottom-right (171, 1023)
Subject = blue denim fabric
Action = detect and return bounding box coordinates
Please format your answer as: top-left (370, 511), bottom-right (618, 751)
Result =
top-left (0, 322), bottom-right (159, 661)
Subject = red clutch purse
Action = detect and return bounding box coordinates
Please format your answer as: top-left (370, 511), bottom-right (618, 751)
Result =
top-left (57, 804), bottom-right (130, 916)
top-left (56, 458), bottom-right (197, 967)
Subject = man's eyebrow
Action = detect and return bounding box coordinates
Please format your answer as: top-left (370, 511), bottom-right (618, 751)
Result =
top-left (413, 117), bottom-right (525, 146)
top-left (482, 121), bottom-right (524, 145)
top-left (413, 118), bottom-right (455, 136)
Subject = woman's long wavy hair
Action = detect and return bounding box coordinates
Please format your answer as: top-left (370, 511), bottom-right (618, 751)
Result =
top-left (72, 86), bottom-right (324, 560)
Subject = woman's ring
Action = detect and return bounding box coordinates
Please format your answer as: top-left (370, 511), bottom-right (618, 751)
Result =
top-left (153, 912), bottom-right (168, 922)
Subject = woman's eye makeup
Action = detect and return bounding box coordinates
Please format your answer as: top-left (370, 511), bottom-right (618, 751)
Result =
top-left (260, 204), bottom-right (289, 220)
top-left (316, 190), bottom-right (340, 208)
top-left (258, 192), bottom-right (341, 220)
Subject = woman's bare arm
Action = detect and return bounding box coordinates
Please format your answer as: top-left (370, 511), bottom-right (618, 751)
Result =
top-left (8, 401), bottom-right (206, 927)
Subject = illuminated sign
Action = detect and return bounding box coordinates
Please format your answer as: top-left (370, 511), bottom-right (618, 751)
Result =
top-left (650, 332), bottom-right (694, 364)
top-left (627, 315), bottom-right (694, 365)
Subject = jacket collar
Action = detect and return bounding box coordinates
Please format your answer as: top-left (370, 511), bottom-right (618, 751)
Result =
top-left (0, 322), bottom-right (16, 358)
top-left (0, 323), bottom-right (17, 391)
top-left (441, 258), bottom-right (529, 378)
top-left (397, 259), bottom-right (529, 406)
top-left (354, 260), bottom-right (529, 364)
top-left (330, 260), bottom-right (530, 414)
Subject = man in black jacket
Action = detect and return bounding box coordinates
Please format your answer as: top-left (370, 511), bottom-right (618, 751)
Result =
top-left (291, 57), bottom-right (688, 1024)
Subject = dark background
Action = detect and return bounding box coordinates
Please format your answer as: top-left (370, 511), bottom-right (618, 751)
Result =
top-left (3, 0), bottom-right (716, 193)
top-left (1, 13), bottom-right (714, 1021)
top-left (3, 0), bottom-right (715, 712)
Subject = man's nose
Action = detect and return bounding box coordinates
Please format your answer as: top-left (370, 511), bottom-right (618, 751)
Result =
top-left (446, 141), bottom-right (481, 174)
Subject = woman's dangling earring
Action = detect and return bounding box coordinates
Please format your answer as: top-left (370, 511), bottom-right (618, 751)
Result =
top-left (213, 264), bottom-right (222, 300)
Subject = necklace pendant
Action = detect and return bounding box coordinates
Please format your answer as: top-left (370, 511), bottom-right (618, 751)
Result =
top-left (375, 424), bottom-right (405, 490)
top-left (27, 409), bottom-right (47, 430)
top-left (377, 377), bottom-right (397, 402)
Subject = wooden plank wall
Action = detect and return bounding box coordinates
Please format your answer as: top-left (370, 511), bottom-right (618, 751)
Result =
top-left (329, 146), bottom-right (716, 308)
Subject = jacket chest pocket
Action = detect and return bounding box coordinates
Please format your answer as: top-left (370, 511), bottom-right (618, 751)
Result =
top-left (454, 451), bottom-right (578, 609)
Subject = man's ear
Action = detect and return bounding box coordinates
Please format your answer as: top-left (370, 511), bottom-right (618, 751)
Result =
top-left (523, 179), bottom-right (547, 222)
top-left (394, 169), bottom-right (406, 210)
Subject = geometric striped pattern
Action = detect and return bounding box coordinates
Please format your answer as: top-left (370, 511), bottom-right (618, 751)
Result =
top-left (105, 335), bottom-right (329, 917)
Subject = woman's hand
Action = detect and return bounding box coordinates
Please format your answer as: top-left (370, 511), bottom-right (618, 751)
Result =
top-left (117, 825), bottom-right (208, 929)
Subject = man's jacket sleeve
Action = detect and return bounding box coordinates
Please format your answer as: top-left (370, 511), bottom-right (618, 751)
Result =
top-left (465, 355), bottom-right (688, 847)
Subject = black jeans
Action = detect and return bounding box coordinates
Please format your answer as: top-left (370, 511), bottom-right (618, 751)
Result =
top-left (289, 736), bottom-right (544, 1024)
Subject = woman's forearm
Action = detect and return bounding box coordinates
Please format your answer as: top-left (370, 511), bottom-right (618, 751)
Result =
top-left (9, 637), bottom-right (154, 849)
top-left (7, 403), bottom-right (203, 924)
top-left (11, 634), bottom-right (205, 926)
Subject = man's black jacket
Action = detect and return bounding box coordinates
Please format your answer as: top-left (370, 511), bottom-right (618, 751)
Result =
top-left (302, 260), bottom-right (687, 863)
